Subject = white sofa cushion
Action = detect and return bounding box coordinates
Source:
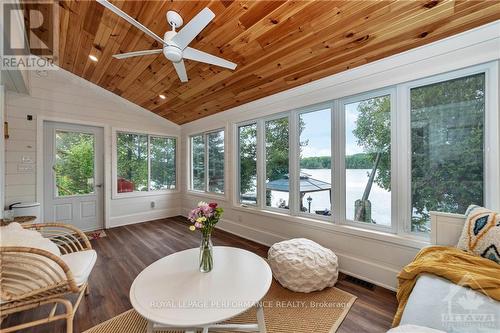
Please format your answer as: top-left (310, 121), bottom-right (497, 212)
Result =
top-left (61, 250), bottom-right (97, 286)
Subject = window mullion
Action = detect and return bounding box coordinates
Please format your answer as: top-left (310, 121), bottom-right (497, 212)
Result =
top-left (333, 100), bottom-right (344, 225)
top-left (397, 84), bottom-right (411, 234)
top-left (204, 134), bottom-right (209, 192)
top-left (257, 120), bottom-right (266, 209)
top-left (147, 135), bottom-right (151, 192)
top-left (289, 112), bottom-right (299, 215)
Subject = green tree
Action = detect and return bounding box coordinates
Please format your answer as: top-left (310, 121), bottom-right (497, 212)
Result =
top-left (55, 132), bottom-right (95, 196)
top-left (208, 131), bottom-right (225, 193)
top-left (116, 133), bottom-right (148, 191)
top-left (353, 74), bottom-right (485, 231)
top-left (150, 137), bottom-right (176, 190)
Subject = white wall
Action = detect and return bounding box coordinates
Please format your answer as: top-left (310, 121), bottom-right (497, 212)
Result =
top-left (181, 21), bottom-right (500, 290)
top-left (4, 68), bottom-right (181, 228)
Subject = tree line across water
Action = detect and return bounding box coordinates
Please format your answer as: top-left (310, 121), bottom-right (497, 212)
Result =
top-left (300, 154), bottom-right (373, 169)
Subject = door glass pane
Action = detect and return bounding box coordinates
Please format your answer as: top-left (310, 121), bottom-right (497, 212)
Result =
top-left (299, 109), bottom-right (331, 215)
top-left (345, 95), bottom-right (391, 226)
top-left (239, 124), bottom-right (257, 205)
top-left (150, 136), bottom-right (176, 190)
top-left (116, 133), bottom-right (148, 192)
top-left (411, 73), bottom-right (485, 232)
top-left (208, 130), bottom-right (224, 193)
top-left (265, 117), bottom-right (289, 209)
top-left (55, 130), bottom-right (95, 196)
top-left (191, 135), bottom-right (205, 191)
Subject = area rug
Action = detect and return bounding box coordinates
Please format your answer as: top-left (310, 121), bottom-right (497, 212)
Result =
top-left (84, 280), bottom-right (356, 333)
top-left (85, 229), bottom-right (107, 240)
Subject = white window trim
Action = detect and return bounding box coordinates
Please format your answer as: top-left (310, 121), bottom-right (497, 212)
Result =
top-left (112, 128), bottom-right (179, 199)
top-left (232, 61), bottom-right (499, 239)
top-left (234, 120), bottom-right (259, 207)
top-left (188, 128), bottom-right (226, 197)
top-left (294, 102), bottom-right (334, 220)
top-left (399, 62), bottom-right (500, 236)
top-left (338, 87), bottom-right (397, 234)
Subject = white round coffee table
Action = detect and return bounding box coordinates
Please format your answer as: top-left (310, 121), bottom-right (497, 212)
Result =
top-left (130, 246), bottom-right (272, 333)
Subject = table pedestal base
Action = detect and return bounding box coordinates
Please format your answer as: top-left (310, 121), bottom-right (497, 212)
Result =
top-left (147, 305), bottom-right (267, 333)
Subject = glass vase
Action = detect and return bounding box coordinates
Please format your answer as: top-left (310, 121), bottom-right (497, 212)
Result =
top-left (199, 233), bottom-right (213, 273)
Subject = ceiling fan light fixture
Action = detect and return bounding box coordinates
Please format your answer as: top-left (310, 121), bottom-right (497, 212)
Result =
top-left (159, 94), bottom-right (166, 100)
top-left (89, 55), bottom-right (98, 62)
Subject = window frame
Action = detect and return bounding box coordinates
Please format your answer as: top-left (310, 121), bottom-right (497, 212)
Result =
top-left (232, 61), bottom-right (499, 239)
top-left (188, 128), bottom-right (226, 196)
top-left (398, 63), bottom-right (499, 235)
top-left (262, 112), bottom-right (291, 213)
top-left (112, 128), bottom-right (178, 199)
top-left (338, 87), bottom-right (397, 233)
top-left (294, 103), bottom-right (334, 222)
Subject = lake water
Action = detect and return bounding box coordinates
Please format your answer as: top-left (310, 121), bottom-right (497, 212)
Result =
top-left (270, 168), bottom-right (392, 226)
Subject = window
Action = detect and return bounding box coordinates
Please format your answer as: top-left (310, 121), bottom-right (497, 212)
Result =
top-left (238, 123), bottom-right (257, 205)
top-left (344, 95), bottom-right (391, 227)
top-left (116, 132), bottom-right (176, 193)
top-left (299, 109), bottom-right (332, 215)
top-left (150, 136), bottom-right (176, 190)
top-left (191, 135), bottom-right (205, 191)
top-left (189, 129), bottom-right (225, 194)
top-left (55, 130), bottom-right (95, 196)
top-left (410, 73), bottom-right (485, 232)
top-left (208, 131), bottom-right (225, 193)
top-left (265, 117), bottom-right (289, 210)
top-left (234, 64), bottom-right (496, 238)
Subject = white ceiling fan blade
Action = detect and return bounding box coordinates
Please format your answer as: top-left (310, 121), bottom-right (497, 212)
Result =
top-left (113, 49), bottom-right (162, 59)
top-left (172, 60), bottom-right (188, 82)
top-left (171, 8), bottom-right (215, 50)
top-left (96, 0), bottom-right (165, 45)
top-left (183, 47), bottom-right (237, 70)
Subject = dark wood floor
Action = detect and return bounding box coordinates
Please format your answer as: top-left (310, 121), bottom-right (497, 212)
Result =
top-left (3, 216), bottom-right (397, 333)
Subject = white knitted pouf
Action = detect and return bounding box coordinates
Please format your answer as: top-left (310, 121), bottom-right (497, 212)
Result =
top-left (268, 238), bottom-right (338, 293)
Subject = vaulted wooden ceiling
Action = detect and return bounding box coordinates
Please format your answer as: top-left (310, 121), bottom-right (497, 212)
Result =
top-left (31, 1), bottom-right (500, 124)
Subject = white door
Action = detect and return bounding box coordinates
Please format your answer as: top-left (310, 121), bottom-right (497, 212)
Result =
top-left (44, 122), bottom-right (104, 231)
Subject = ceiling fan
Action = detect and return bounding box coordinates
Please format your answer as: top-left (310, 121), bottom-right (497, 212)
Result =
top-left (96, 0), bottom-right (237, 83)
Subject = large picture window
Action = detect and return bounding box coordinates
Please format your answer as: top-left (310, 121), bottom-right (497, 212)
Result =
top-left (410, 73), bottom-right (485, 232)
top-left (116, 132), bottom-right (176, 193)
top-left (344, 95), bottom-right (391, 227)
top-left (190, 129), bottom-right (225, 194)
top-left (299, 109), bottom-right (332, 216)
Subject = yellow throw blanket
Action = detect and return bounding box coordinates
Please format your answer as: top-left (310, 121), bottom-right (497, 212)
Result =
top-left (392, 246), bottom-right (500, 327)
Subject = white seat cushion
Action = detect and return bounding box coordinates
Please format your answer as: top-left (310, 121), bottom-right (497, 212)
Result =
top-left (61, 250), bottom-right (97, 286)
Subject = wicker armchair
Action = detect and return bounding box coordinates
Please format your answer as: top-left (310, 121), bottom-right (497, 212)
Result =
top-left (1, 223), bottom-right (96, 333)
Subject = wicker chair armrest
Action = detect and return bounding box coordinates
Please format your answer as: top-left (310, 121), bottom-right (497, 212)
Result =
top-left (0, 246), bottom-right (79, 303)
top-left (22, 223), bottom-right (92, 254)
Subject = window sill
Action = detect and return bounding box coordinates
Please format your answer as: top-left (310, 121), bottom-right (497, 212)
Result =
top-left (231, 204), bottom-right (430, 250)
top-left (112, 189), bottom-right (179, 200)
top-left (185, 190), bottom-right (227, 202)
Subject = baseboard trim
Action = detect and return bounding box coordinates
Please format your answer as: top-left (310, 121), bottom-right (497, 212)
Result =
top-left (109, 208), bottom-right (181, 228)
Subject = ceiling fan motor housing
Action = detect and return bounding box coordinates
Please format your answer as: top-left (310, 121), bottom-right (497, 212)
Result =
top-left (163, 31), bottom-right (183, 63)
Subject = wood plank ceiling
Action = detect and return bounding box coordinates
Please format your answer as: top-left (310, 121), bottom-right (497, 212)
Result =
top-left (40, 1), bottom-right (500, 124)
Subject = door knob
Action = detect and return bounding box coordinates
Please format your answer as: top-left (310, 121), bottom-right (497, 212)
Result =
top-left (96, 184), bottom-right (103, 188)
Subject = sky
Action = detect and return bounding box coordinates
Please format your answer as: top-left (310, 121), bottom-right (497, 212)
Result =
top-left (300, 103), bottom-right (364, 158)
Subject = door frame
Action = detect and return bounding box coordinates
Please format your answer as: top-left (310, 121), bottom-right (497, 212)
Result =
top-left (37, 116), bottom-right (110, 228)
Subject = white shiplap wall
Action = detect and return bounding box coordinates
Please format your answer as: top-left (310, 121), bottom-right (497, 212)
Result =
top-left (180, 21), bottom-right (500, 290)
top-left (4, 68), bottom-right (181, 227)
